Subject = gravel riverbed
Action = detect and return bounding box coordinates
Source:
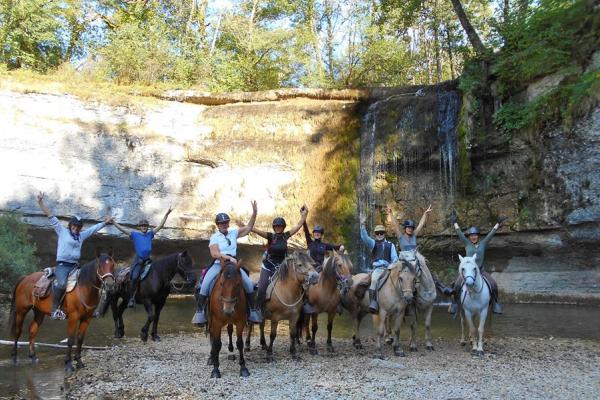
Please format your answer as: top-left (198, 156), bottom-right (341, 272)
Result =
top-left (66, 331), bottom-right (600, 399)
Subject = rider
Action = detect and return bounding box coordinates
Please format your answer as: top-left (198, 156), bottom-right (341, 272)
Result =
top-left (112, 207), bottom-right (173, 307)
top-left (302, 222), bottom-right (345, 271)
top-left (387, 204), bottom-right (453, 296)
top-left (359, 215), bottom-right (399, 314)
top-left (36, 192), bottom-right (112, 320)
top-left (191, 201), bottom-right (262, 326)
top-left (449, 211), bottom-right (507, 315)
top-left (253, 205), bottom-right (309, 313)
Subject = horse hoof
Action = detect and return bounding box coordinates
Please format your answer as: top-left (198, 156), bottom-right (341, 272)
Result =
top-left (207, 357), bottom-right (214, 366)
top-left (426, 345), bottom-right (435, 351)
top-left (460, 341), bottom-right (467, 347)
top-left (309, 347), bottom-right (318, 356)
top-left (476, 350), bottom-right (484, 357)
top-left (374, 354), bottom-right (385, 360)
top-left (65, 362), bottom-right (75, 373)
top-left (76, 361), bottom-right (85, 369)
top-left (140, 332), bottom-right (148, 342)
top-left (211, 369), bottom-right (221, 379)
top-left (151, 335), bottom-right (161, 342)
top-left (385, 337), bottom-right (394, 345)
top-left (291, 354), bottom-right (302, 362)
top-left (265, 355), bottom-right (274, 363)
top-left (228, 347), bottom-right (234, 353)
top-left (470, 349), bottom-right (478, 355)
top-left (327, 345), bottom-right (335, 353)
top-left (240, 367), bottom-right (250, 378)
top-left (228, 354), bottom-right (236, 361)
top-left (410, 346), bottom-right (418, 352)
top-left (30, 356), bottom-right (38, 364)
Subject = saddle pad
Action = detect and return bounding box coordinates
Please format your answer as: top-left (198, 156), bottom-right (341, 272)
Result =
top-left (116, 267), bottom-right (131, 286)
top-left (66, 269), bottom-right (79, 293)
top-left (33, 270), bottom-right (53, 298)
top-left (140, 262), bottom-right (152, 281)
top-left (375, 269), bottom-right (391, 292)
top-left (265, 274), bottom-right (280, 301)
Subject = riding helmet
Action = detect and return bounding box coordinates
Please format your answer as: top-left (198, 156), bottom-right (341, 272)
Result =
top-left (467, 226), bottom-right (480, 235)
top-left (403, 219), bottom-right (416, 229)
top-left (138, 218), bottom-right (150, 226)
top-left (313, 225), bottom-right (325, 234)
top-left (215, 213), bottom-right (230, 224)
top-left (69, 216), bottom-right (83, 227)
top-left (272, 217), bottom-right (286, 227)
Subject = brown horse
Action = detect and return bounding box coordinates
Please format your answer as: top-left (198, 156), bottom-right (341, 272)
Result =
top-left (9, 249), bottom-right (116, 371)
top-left (340, 272), bottom-right (371, 349)
top-left (304, 251), bottom-right (353, 354)
top-left (372, 251), bottom-right (418, 358)
top-left (250, 251), bottom-right (317, 362)
top-left (208, 258), bottom-right (249, 378)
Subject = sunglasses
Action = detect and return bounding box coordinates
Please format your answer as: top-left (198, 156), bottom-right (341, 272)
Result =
top-left (375, 232), bottom-right (386, 235)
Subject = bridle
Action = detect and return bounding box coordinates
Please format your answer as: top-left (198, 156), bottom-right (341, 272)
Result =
top-left (461, 261), bottom-right (483, 294)
top-left (78, 255), bottom-right (116, 310)
top-left (171, 253), bottom-right (192, 291)
top-left (219, 263), bottom-right (241, 309)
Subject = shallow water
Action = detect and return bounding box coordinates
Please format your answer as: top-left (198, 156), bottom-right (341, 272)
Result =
top-left (0, 299), bottom-right (598, 399)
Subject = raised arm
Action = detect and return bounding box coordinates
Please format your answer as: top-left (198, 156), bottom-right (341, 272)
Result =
top-left (80, 216), bottom-right (111, 241)
top-left (238, 201), bottom-right (257, 238)
top-left (414, 204), bottom-right (432, 236)
top-left (36, 192), bottom-right (52, 217)
top-left (112, 220), bottom-right (133, 236)
top-left (481, 216), bottom-right (507, 247)
top-left (359, 215), bottom-right (375, 249)
top-left (390, 243), bottom-right (399, 263)
top-left (287, 205), bottom-right (309, 236)
top-left (386, 205), bottom-right (403, 240)
top-left (302, 222), bottom-right (313, 247)
top-left (154, 206), bottom-right (174, 234)
top-left (450, 211), bottom-right (470, 246)
top-left (251, 227), bottom-right (269, 239)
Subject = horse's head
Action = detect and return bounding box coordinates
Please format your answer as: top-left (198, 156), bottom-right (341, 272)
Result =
top-left (283, 252), bottom-right (318, 286)
top-left (95, 247), bottom-right (116, 292)
top-left (396, 250), bottom-right (419, 304)
top-left (176, 250), bottom-right (196, 285)
top-left (331, 250), bottom-right (354, 291)
top-left (459, 254), bottom-right (479, 288)
top-left (219, 258), bottom-right (243, 317)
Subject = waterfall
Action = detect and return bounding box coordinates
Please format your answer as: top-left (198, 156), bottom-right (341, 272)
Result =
top-left (437, 90), bottom-right (460, 204)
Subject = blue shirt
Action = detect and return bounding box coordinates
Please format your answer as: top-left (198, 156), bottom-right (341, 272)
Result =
top-left (360, 225), bottom-right (399, 268)
top-left (209, 228), bottom-right (239, 264)
top-left (50, 216), bottom-right (106, 264)
top-left (130, 230), bottom-right (155, 259)
top-left (399, 234), bottom-right (417, 251)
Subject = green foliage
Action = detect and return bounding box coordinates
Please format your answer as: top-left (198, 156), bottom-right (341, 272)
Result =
top-left (0, 213), bottom-right (37, 293)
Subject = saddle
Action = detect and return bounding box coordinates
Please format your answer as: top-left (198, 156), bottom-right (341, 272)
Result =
top-left (365, 268), bottom-right (392, 293)
top-left (139, 259), bottom-right (153, 281)
top-left (33, 268), bottom-right (80, 298)
top-left (265, 274), bottom-right (280, 302)
top-left (115, 267), bottom-right (131, 286)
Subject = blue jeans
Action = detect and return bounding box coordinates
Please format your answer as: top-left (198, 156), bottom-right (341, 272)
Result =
top-left (199, 262), bottom-right (254, 297)
top-left (54, 262), bottom-right (78, 290)
top-left (130, 255), bottom-right (149, 283)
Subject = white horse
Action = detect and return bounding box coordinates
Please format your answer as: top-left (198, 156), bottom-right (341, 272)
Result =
top-left (458, 254), bottom-right (491, 356)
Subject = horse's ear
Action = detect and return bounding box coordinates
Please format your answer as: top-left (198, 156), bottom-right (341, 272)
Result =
top-left (472, 253), bottom-right (477, 262)
top-left (181, 250), bottom-right (188, 257)
top-left (458, 254), bottom-right (464, 262)
top-left (108, 247), bottom-right (114, 258)
top-left (95, 247), bottom-right (101, 258)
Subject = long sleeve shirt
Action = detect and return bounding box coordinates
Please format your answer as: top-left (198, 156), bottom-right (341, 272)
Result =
top-left (360, 225), bottom-right (398, 268)
top-left (455, 226), bottom-right (498, 270)
top-left (303, 223), bottom-right (341, 265)
top-left (50, 216), bottom-right (106, 264)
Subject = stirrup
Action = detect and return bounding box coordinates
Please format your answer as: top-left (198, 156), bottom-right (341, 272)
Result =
top-left (51, 309), bottom-right (66, 320)
top-left (303, 302), bottom-right (316, 314)
top-left (492, 302), bottom-right (503, 314)
top-left (248, 309), bottom-right (262, 324)
top-left (191, 310), bottom-right (207, 326)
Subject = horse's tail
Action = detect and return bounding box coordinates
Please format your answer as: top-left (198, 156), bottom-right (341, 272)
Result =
top-left (8, 276), bottom-right (26, 338)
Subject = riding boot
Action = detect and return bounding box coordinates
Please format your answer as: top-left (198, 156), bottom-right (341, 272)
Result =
top-left (368, 289), bottom-right (379, 314)
top-left (127, 287), bottom-right (137, 308)
top-left (191, 294), bottom-right (208, 326)
top-left (434, 278), bottom-right (454, 297)
top-left (303, 299), bottom-right (316, 314)
top-left (50, 287), bottom-right (66, 320)
top-left (247, 293), bottom-right (263, 324)
top-left (491, 290), bottom-right (504, 314)
top-left (449, 301), bottom-right (458, 316)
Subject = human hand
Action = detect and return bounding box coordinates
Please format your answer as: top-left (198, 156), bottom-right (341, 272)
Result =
top-left (449, 210), bottom-right (458, 225)
top-left (104, 216), bottom-right (113, 224)
top-left (425, 204), bottom-right (433, 213)
top-left (359, 214), bottom-right (367, 225)
top-left (36, 192), bottom-right (44, 203)
top-left (167, 205), bottom-right (174, 214)
top-left (300, 205), bottom-right (308, 216)
top-left (251, 200), bottom-right (257, 213)
top-left (339, 245), bottom-right (345, 252)
top-left (497, 216), bottom-right (508, 226)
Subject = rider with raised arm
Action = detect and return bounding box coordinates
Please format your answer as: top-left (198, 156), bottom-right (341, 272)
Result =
top-left (36, 193), bottom-right (112, 320)
top-left (360, 214), bottom-right (399, 314)
top-left (302, 222), bottom-right (345, 271)
top-left (449, 211), bottom-right (506, 315)
top-left (112, 207), bottom-right (173, 307)
top-left (191, 201), bottom-right (262, 326)
top-left (254, 205), bottom-right (309, 312)
top-left (387, 204), bottom-right (453, 296)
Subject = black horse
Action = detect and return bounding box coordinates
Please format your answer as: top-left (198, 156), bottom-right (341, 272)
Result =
top-left (97, 251), bottom-right (195, 341)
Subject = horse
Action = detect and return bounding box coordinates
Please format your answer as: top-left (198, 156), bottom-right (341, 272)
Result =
top-left (8, 249), bottom-right (116, 371)
top-left (407, 250), bottom-right (437, 351)
top-left (303, 251), bottom-right (353, 355)
top-left (340, 271), bottom-right (370, 349)
top-left (208, 258), bottom-right (249, 378)
top-left (248, 251), bottom-right (318, 362)
top-left (372, 251), bottom-right (418, 358)
top-left (458, 254), bottom-right (491, 356)
top-left (95, 251), bottom-right (195, 342)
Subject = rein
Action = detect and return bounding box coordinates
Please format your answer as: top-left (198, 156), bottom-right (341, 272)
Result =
top-left (273, 263), bottom-right (311, 308)
top-left (78, 257), bottom-right (115, 310)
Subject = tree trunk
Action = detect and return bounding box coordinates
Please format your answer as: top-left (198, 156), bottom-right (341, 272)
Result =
top-left (324, 0), bottom-right (335, 82)
top-left (449, 0), bottom-right (486, 56)
top-left (445, 27), bottom-right (455, 80)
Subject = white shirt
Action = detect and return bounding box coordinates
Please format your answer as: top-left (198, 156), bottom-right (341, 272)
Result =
top-left (209, 228), bottom-right (239, 264)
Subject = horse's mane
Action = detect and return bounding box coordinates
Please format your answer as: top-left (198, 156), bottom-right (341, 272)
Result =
top-left (151, 253), bottom-right (180, 271)
top-left (322, 255), bottom-right (337, 279)
top-left (78, 254), bottom-right (109, 285)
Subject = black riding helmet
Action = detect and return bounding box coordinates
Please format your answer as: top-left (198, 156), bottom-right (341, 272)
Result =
top-left (215, 213), bottom-right (230, 224)
top-left (403, 219), bottom-right (416, 229)
top-left (313, 225), bottom-right (324, 234)
top-left (138, 219), bottom-right (150, 227)
top-left (272, 217), bottom-right (286, 228)
top-left (467, 226), bottom-right (480, 235)
top-left (69, 216), bottom-right (83, 227)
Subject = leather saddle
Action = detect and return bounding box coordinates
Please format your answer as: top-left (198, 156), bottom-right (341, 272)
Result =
top-left (140, 260), bottom-right (153, 281)
top-left (115, 267), bottom-right (131, 286)
top-left (33, 267), bottom-right (80, 298)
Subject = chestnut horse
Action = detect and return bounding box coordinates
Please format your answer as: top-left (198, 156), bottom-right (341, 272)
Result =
top-left (252, 251), bottom-right (317, 362)
top-left (8, 249), bottom-right (116, 371)
top-left (303, 251), bottom-right (353, 354)
top-left (208, 258), bottom-right (249, 378)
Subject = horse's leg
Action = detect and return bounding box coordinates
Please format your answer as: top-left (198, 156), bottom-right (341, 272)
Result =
top-left (464, 309), bottom-right (477, 353)
top-left (151, 299), bottom-right (166, 341)
top-left (210, 334), bottom-right (222, 378)
top-left (245, 323), bottom-right (252, 350)
top-left (385, 316), bottom-right (394, 345)
top-left (352, 312), bottom-right (364, 349)
top-left (393, 312), bottom-right (406, 357)
top-left (266, 319), bottom-right (278, 362)
top-left (424, 304), bottom-right (434, 351)
top-left (304, 313), bottom-right (311, 342)
top-left (289, 313), bottom-right (301, 361)
top-left (227, 324), bottom-right (236, 360)
top-left (11, 304), bottom-right (30, 364)
top-left (326, 312), bottom-right (335, 353)
top-left (140, 299), bottom-right (154, 342)
top-left (409, 312), bottom-right (418, 352)
top-left (460, 311), bottom-right (467, 346)
top-left (116, 296), bottom-right (127, 338)
top-left (28, 309), bottom-right (45, 363)
top-left (74, 318), bottom-right (91, 369)
top-left (111, 297), bottom-right (121, 338)
top-left (476, 307), bottom-right (488, 356)
top-left (309, 313), bottom-right (319, 355)
top-left (373, 311), bottom-right (386, 359)
top-left (259, 321), bottom-right (267, 350)
top-left (236, 322), bottom-right (250, 377)
top-left (64, 315), bottom-right (78, 373)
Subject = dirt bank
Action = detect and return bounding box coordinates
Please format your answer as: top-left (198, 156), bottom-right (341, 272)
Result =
top-left (66, 331), bottom-right (600, 399)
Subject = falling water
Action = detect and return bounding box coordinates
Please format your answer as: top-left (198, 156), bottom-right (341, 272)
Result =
top-left (437, 89), bottom-right (460, 203)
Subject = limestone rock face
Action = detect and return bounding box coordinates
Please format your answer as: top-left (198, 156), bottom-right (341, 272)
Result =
top-left (0, 90), bottom-right (359, 245)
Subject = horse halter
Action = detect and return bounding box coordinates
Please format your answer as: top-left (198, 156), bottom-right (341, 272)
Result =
top-left (461, 261), bottom-right (482, 293)
top-left (219, 264), bottom-right (241, 307)
top-left (94, 255), bottom-right (116, 290)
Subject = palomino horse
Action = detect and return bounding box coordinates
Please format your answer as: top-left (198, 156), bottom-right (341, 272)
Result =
top-left (96, 251), bottom-right (195, 341)
top-left (208, 258), bottom-right (249, 378)
top-left (372, 251), bottom-right (418, 358)
top-left (303, 251), bottom-right (353, 354)
top-left (458, 254), bottom-right (491, 356)
top-left (408, 250), bottom-right (437, 351)
top-left (9, 249), bottom-right (116, 371)
top-left (252, 251), bottom-right (318, 362)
